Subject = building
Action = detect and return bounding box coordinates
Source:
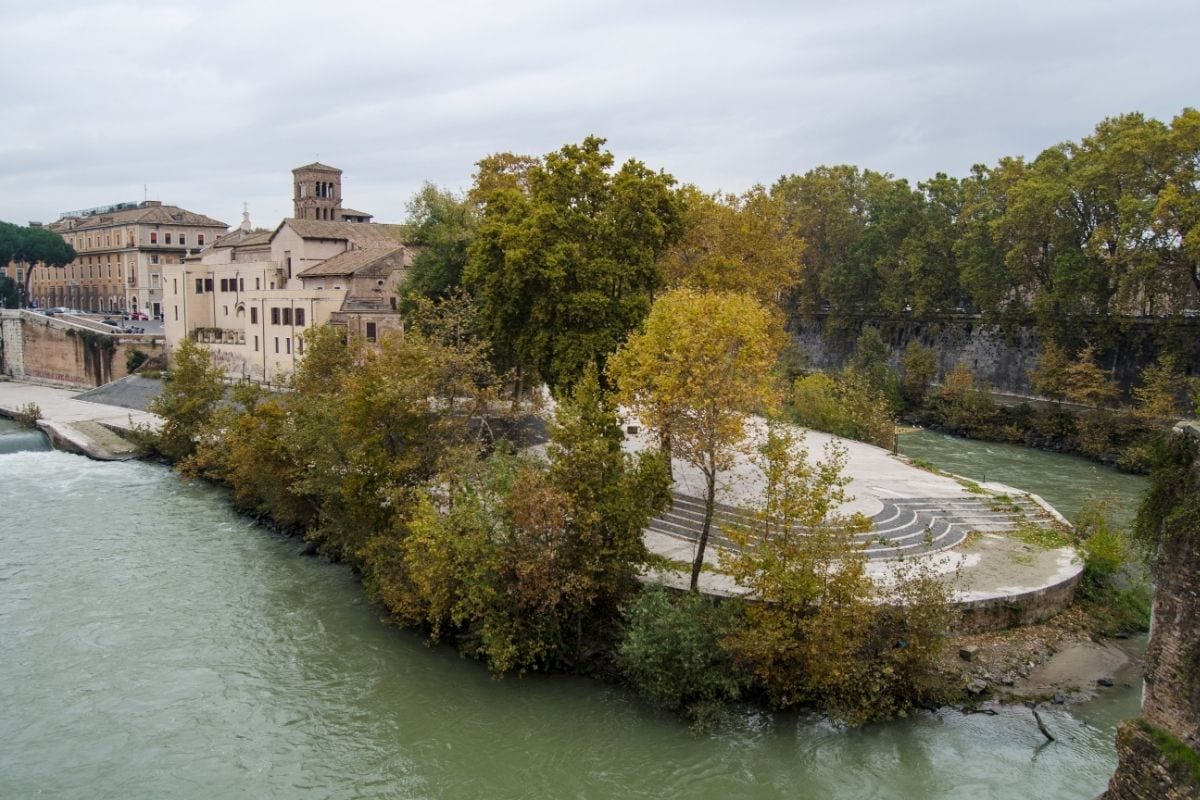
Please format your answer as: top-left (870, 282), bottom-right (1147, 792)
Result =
top-left (162, 164), bottom-right (411, 383)
top-left (25, 201), bottom-right (228, 316)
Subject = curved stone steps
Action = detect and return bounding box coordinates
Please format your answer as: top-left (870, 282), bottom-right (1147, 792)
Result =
top-left (646, 490), bottom-right (1054, 561)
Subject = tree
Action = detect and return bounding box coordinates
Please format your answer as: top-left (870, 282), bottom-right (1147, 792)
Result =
top-left (365, 368), bottom-right (668, 672)
top-left (0, 275), bottom-right (19, 309)
top-left (150, 338), bottom-right (226, 463)
top-left (900, 340), bottom-right (939, 408)
top-left (721, 427), bottom-right (950, 721)
top-left (464, 135), bottom-right (682, 395)
top-left (1062, 346), bottom-right (1119, 407)
top-left (658, 184), bottom-right (804, 306)
top-left (609, 288), bottom-right (782, 590)
top-left (0, 221), bottom-right (75, 307)
top-left (398, 183), bottom-right (478, 304)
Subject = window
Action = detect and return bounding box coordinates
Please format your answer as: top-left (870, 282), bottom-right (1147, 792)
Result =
top-left (219, 278), bottom-right (226, 292)
top-left (165, 233), bottom-right (172, 245)
top-left (250, 307), bottom-right (258, 324)
top-left (174, 306), bottom-right (178, 321)
top-left (151, 254), bottom-right (159, 265)
top-left (274, 337), bottom-right (279, 353)
top-left (238, 278), bottom-right (244, 292)
top-left (198, 234), bottom-right (205, 246)
top-left (282, 308), bottom-right (292, 326)
top-left (204, 278), bottom-right (213, 292)
top-left (295, 308), bottom-right (305, 327)
top-left (195, 278), bottom-right (204, 294)
top-left (286, 337), bottom-right (291, 355)
top-left (173, 279), bottom-right (178, 294)
top-left (366, 322), bottom-right (377, 343)
top-left (179, 234), bottom-right (186, 246)
top-left (223, 306), bottom-right (228, 316)
top-left (150, 232), bottom-right (158, 244)
top-left (270, 307), bottom-right (279, 325)
top-left (255, 277), bottom-right (260, 290)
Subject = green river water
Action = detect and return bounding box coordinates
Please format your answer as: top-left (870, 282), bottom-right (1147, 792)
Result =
top-left (0, 420), bottom-right (1147, 799)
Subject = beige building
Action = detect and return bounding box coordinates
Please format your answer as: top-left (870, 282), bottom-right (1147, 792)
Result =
top-left (163, 164), bottom-right (411, 383)
top-left (26, 202), bottom-right (227, 316)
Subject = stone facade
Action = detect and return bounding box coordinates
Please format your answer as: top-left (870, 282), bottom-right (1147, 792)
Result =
top-left (1, 309), bottom-right (162, 388)
top-left (1105, 423), bottom-right (1200, 799)
top-left (162, 164), bottom-right (408, 384)
top-left (790, 314), bottom-right (1200, 397)
top-left (24, 202), bottom-right (227, 318)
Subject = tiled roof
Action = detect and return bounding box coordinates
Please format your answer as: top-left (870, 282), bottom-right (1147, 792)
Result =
top-left (298, 245), bottom-right (410, 278)
top-left (211, 228), bottom-right (272, 248)
top-left (52, 203), bottom-right (227, 231)
top-left (292, 162), bottom-right (342, 173)
top-left (339, 207), bottom-right (373, 219)
top-left (279, 218), bottom-right (405, 248)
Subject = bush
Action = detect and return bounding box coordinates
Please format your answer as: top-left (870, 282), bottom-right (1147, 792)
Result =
top-left (616, 586), bottom-right (743, 726)
top-left (125, 349), bottom-right (149, 373)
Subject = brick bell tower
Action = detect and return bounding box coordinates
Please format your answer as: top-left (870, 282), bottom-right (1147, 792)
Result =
top-left (292, 162), bottom-right (343, 221)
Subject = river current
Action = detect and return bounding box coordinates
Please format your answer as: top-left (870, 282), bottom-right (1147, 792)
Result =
top-left (0, 421), bottom-right (1144, 799)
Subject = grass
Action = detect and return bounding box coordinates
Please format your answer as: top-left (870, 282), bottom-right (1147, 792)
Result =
top-left (1009, 522), bottom-right (1072, 549)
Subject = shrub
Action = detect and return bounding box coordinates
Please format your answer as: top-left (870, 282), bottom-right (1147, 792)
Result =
top-left (616, 586), bottom-right (743, 726)
top-left (125, 349), bottom-right (149, 373)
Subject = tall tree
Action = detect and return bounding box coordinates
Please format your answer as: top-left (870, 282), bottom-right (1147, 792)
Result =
top-left (609, 288), bottom-right (782, 590)
top-left (464, 136), bottom-right (682, 395)
top-left (658, 184), bottom-right (804, 306)
top-left (0, 221), bottom-right (75, 307)
top-left (399, 183), bottom-right (478, 304)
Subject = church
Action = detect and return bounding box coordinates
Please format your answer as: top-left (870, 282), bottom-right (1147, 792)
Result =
top-left (162, 163), bottom-right (412, 383)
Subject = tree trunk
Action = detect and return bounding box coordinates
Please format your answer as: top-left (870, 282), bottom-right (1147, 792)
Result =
top-left (659, 426), bottom-right (673, 481)
top-left (690, 467), bottom-right (717, 592)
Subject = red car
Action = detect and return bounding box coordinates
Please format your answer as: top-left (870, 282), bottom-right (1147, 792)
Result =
top-left (128, 311), bottom-right (149, 320)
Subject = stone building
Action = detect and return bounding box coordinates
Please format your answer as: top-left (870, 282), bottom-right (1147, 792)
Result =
top-left (162, 164), bottom-right (410, 383)
top-left (25, 202), bottom-right (227, 317)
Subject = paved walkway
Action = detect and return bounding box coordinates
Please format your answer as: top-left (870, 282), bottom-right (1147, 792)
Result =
top-left (0, 380), bottom-right (161, 460)
top-left (627, 416), bottom-right (1082, 611)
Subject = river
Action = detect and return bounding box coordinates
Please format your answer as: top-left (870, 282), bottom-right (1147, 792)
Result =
top-left (0, 422), bottom-right (1145, 799)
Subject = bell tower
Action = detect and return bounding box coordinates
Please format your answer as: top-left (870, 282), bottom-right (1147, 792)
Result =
top-left (292, 162), bottom-right (343, 221)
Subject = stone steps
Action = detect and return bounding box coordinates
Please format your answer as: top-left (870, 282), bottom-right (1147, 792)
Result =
top-left (646, 490), bottom-right (1054, 561)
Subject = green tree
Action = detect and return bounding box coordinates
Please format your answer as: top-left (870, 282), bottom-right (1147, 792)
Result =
top-left (150, 338), bottom-right (226, 463)
top-left (900, 340), bottom-right (939, 408)
top-left (0, 221), bottom-right (76, 307)
top-left (465, 136), bottom-right (682, 395)
top-left (616, 586), bottom-right (744, 725)
top-left (609, 288), bottom-right (782, 590)
top-left (367, 368), bottom-right (668, 672)
top-left (721, 427), bottom-right (949, 721)
top-left (399, 183), bottom-right (478, 304)
top-left (1154, 107), bottom-right (1200, 307)
top-left (658, 184), bottom-right (804, 306)
top-left (0, 275), bottom-right (19, 308)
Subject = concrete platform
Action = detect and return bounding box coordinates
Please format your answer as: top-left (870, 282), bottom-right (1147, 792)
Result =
top-left (0, 379), bottom-right (161, 460)
top-left (626, 416), bottom-right (1082, 629)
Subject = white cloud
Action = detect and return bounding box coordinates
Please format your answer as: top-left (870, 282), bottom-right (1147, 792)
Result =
top-left (0, 0), bottom-right (1195, 229)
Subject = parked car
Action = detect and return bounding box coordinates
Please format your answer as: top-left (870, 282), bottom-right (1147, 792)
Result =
top-left (128, 311), bottom-right (149, 320)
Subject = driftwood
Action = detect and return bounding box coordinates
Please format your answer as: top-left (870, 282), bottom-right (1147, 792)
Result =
top-left (1031, 706), bottom-right (1056, 742)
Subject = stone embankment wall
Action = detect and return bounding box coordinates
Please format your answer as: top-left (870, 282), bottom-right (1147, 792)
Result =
top-left (789, 314), bottom-right (1200, 397)
top-left (0, 310), bottom-right (162, 388)
top-left (1105, 422), bottom-right (1200, 799)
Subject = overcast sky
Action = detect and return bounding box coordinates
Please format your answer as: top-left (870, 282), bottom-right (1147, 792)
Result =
top-left (2, 0), bottom-right (1195, 231)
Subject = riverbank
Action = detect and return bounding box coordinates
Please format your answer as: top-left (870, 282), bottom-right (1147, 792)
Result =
top-left (0, 377), bottom-right (159, 460)
top-left (940, 603), bottom-right (1145, 708)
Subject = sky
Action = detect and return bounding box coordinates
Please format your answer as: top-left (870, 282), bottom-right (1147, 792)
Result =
top-left (1, 0), bottom-right (1196, 231)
